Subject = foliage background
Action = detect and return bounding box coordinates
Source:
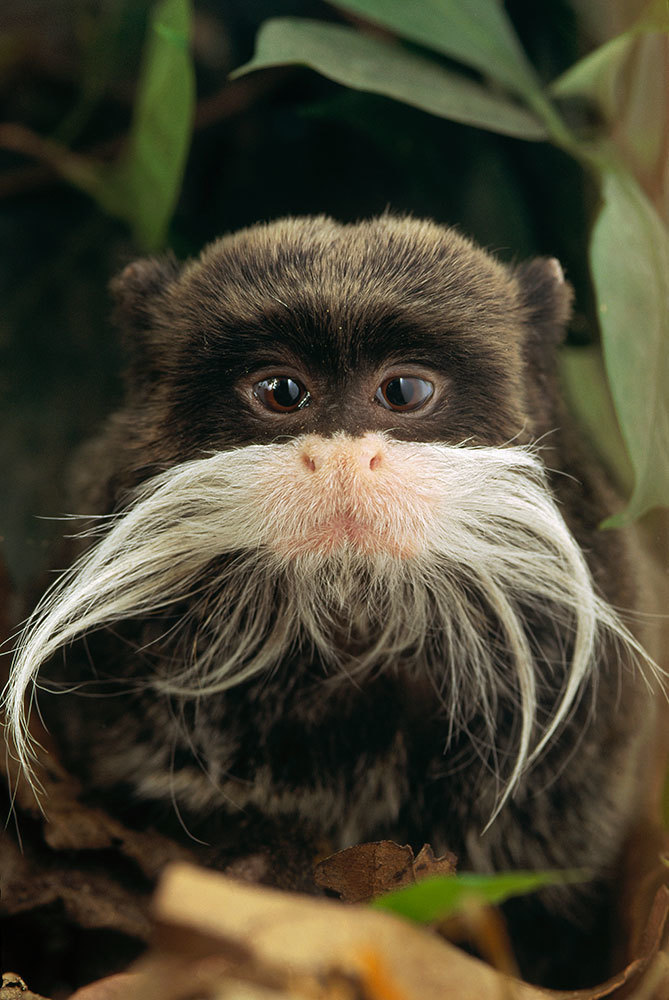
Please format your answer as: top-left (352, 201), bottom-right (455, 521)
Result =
top-left (1, 0), bottom-right (667, 592)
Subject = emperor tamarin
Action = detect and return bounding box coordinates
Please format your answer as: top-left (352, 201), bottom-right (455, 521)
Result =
top-left (5, 215), bottom-right (663, 987)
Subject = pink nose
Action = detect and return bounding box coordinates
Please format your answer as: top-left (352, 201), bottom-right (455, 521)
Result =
top-left (299, 434), bottom-right (385, 474)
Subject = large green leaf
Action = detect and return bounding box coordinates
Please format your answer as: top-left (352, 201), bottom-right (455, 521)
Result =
top-left (551, 33), bottom-right (634, 119)
top-left (81, 0), bottom-right (195, 249)
top-left (233, 19), bottom-right (547, 141)
top-left (550, 0), bottom-right (669, 118)
top-left (590, 170), bottom-right (669, 526)
top-left (371, 870), bottom-right (585, 922)
top-left (329, 0), bottom-right (541, 102)
top-left (620, 34), bottom-right (669, 174)
top-left (559, 345), bottom-right (634, 497)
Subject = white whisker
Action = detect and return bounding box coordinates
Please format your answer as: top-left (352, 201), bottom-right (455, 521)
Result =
top-left (2, 438), bottom-right (660, 822)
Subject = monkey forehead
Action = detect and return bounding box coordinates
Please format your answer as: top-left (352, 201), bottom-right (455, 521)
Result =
top-left (168, 216), bottom-right (526, 370)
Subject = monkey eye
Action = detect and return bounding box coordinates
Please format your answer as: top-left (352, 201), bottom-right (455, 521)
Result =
top-left (375, 376), bottom-right (434, 412)
top-left (253, 376), bottom-right (311, 413)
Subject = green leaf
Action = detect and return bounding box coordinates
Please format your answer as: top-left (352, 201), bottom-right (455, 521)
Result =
top-left (616, 34), bottom-right (669, 174)
top-left (550, 0), bottom-right (669, 117)
top-left (328, 0), bottom-right (542, 102)
top-left (371, 870), bottom-right (587, 923)
top-left (559, 345), bottom-right (634, 497)
top-left (233, 19), bottom-right (547, 141)
top-left (550, 34), bottom-right (633, 119)
top-left (82, 0), bottom-right (195, 250)
top-left (589, 170), bottom-right (669, 526)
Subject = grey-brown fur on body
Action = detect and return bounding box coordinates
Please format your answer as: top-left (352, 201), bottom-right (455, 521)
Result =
top-left (15, 216), bottom-right (661, 988)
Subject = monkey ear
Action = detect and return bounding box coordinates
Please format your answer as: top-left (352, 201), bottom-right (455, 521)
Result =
top-left (109, 254), bottom-right (182, 333)
top-left (109, 255), bottom-right (183, 386)
top-left (513, 256), bottom-right (573, 346)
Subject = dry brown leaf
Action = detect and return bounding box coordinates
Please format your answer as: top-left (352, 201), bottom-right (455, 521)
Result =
top-left (126, 861), bottom-right (556, 1000)
top-left (0, 827), bottom-right (152, 939)
top-left (313, 840), bottom-right (456, 903)
top-left (412, 843), bottom-right (458, 879)
top-left (123, 859), bottom-right (669, 1000)
top-left (0, 972), bottom-right (50, 1000)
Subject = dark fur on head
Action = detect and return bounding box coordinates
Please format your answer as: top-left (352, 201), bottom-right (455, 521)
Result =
top-left (5, 216), bottom-right (661, 988)
top-left (88, 217), bottom-right (559, 500)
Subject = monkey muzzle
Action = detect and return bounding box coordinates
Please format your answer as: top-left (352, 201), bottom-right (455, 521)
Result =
top-left (252, 432), bottom-right (437, 559)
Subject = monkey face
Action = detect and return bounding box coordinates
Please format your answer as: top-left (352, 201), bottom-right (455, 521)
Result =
top-left (100, 215), bottom-right (574, 563)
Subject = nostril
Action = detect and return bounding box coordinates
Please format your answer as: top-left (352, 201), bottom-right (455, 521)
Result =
top-left (299, 435), bottom-right (384, 474)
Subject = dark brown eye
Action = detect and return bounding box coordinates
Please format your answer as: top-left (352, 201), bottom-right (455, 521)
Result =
top-left (375, 376), bottom-right (434, 411)
top-left (253, 376), bottom-right (310, 413)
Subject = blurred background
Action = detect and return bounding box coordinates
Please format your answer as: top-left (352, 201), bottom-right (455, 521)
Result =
top-left (0, 0), bottom-right (663, 592)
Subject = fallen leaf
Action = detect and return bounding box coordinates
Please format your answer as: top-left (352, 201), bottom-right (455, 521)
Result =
top-left (313, 840), bottom-right (456, 903)
top-left (133, 861), bottom-right (554, 1000)
top-left (0, 972), bottom-right (50, 1000)
top-left (412, 843), bottom-right (458, 880)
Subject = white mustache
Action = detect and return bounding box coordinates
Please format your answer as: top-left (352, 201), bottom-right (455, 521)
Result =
top-left (3, 436), bottom-right (656, 821)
